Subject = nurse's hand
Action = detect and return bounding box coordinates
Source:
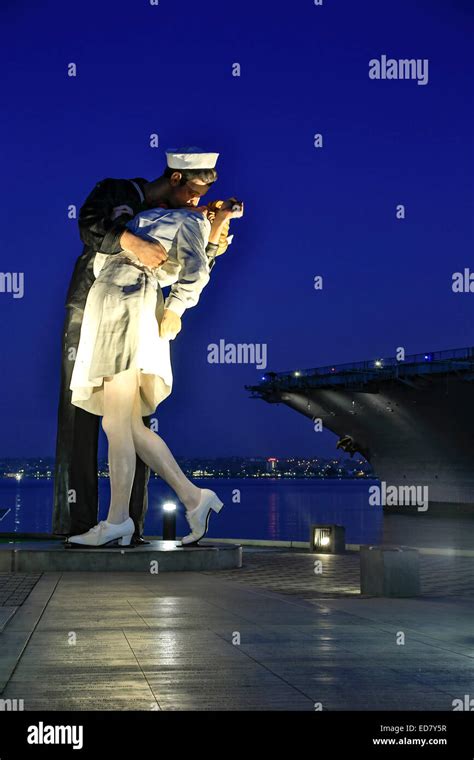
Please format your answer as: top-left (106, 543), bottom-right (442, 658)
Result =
top-left (216, 198), bottom-right (244, 220)
top-left (160, 309), bottom-right (182, 339)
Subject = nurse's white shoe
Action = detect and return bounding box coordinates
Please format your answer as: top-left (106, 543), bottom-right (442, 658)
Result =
top-left (67, 517), bottom-right (135, 547)
top-left (181, 489), bottom-right (224, 545)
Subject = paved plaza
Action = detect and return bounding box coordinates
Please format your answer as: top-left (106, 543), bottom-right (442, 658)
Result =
top-left (0, 545), bottom-right (473, 711)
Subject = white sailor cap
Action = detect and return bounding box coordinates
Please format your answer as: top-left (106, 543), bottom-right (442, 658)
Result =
top-left (166, 146), bottom-right (219, 170)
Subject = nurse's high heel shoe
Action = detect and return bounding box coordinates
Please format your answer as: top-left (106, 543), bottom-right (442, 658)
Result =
top-left (180, 489), bottom-right (224, 546)
top-left (66, 517), bottom-right (135, 547)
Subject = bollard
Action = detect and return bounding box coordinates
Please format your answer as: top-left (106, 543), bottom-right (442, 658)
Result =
top-left (162, 502), bottom-right (177, 541)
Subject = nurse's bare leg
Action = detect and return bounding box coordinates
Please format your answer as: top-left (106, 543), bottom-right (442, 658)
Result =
top-left (130, 389), bottom-right (201, 513)
top-left (102, 367), bottom-right (139, 525)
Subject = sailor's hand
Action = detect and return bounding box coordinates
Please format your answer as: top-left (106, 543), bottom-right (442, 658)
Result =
top-left (160, 309), bottom-right (182, 340)
top-left (120, 230), bottom-right (168, 268)
top-left (134, 239), bottom-right (168, 268)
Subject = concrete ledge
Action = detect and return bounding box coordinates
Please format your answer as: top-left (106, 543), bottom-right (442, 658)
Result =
top-left (360, 545), bottom-right (420, 597)
top-left (0, 540), bottom-right (242, 573)
top-left (3, 535), bottom-right (472, 557)
top-left (347, 543), bottom-right (474, 558)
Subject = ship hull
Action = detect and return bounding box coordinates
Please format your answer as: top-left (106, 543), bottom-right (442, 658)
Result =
top-left (275, 375), bottom-right (474, 508)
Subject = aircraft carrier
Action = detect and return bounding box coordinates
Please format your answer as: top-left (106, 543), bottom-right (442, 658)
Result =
top-left (246, 347), bottom-right (474, 511)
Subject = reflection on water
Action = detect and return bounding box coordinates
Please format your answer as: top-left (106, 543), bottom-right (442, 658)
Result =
top-left (14, 491), bottom-right (22, 533)
top-left (0, 478), bottom-right (383, 544)
top-left (268, 491), bottom-right (279, 539)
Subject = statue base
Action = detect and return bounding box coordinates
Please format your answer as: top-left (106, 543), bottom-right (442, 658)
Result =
top-left (0, 539), bottom-right (242, 573)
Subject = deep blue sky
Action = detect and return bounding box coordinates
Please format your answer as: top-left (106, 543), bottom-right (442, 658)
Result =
top-left (0, 0), bottom-right (473, 459)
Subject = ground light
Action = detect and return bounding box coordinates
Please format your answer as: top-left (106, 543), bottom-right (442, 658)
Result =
top-left (310, 524), bottom-right (346, 554)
